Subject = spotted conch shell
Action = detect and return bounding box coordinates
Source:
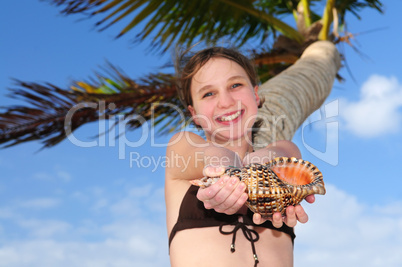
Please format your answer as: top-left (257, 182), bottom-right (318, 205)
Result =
top-left (190, 157), bottom-right (326, 218)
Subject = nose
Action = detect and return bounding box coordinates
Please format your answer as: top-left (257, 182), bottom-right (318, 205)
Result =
top-left (217, 90), bottom-right (236, 109)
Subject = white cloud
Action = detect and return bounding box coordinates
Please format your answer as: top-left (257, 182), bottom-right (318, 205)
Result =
top-left (0, 230), bottom-right (169, 267)
top-left (1, 183), bottom-right (401, 267)
top-left (17, 219), bottom-right (71, 239)
top-left (18, 198), bottom-right (60, 209)
top-left (340, 75), bottom-right (402, 137)
top-left (33, 169), bottom-right (72, 182)
top-left (0, 207), bottom-right (17, 219)
top-left (32, 172), bottom-right (53, 181)
top-left (108, 184), bottom-right (165, 218)
top-left (294, 184), bottom-right (402, 267)
top-left (0, 184), bottom-right (169, 267)
top-left (56, 171), bottom-right (72, 182)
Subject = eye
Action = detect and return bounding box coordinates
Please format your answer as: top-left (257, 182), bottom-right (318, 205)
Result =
top-left (202, 92), bottom-right (213, 98)
top-left (231, 83), bottom-right (242, 89)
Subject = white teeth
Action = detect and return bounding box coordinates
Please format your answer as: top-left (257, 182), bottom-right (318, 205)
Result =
top-left (219, 111), bottom-right (241, 122)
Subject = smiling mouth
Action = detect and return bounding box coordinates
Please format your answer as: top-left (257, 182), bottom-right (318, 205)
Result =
top-left (216, 110), bottom-right (243, 122)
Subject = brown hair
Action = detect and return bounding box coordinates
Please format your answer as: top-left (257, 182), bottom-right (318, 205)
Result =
top-left (176, 46), bottom-right (260, 111)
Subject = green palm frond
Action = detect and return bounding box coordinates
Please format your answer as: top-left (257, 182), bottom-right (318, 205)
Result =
top-left (1, 0), bottom-right (385, 150)
top-left (335, 0), bottom-right (383, 23)
top-left (0, 66), bottom-right (183, 149)
top-left (48, 0), bottom-right (303, 51)
top-left (47, 0), bottom-right (384, 52)
top-left (0, 81), bottom-right (79, 148)
top-left (0, 46), bottom-right (299, 149)
top-left (319, 0), bottom-right (383, 40)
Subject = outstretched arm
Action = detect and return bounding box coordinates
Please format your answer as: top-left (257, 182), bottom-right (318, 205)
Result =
top-left (165, 131), bottom-right (245, 229)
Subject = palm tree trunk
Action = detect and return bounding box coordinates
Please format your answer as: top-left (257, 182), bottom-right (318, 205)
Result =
top-left (254, 41), bottom-right (341, 149)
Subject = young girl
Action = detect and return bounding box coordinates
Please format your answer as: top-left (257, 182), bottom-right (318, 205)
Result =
top-left (165, 47), bottom-right (315, 267)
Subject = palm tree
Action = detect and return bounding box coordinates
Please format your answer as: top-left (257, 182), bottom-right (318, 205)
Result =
top-left (0, 0), bottom-right (383, 149)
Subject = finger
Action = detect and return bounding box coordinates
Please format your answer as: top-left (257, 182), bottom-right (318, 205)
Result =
top-left (253, 213), bottom-right (262, 224)
top-left (197, 175), bottom-right (229, 203)
top-left (215, 181), bottom-right (248, 214)
top-left (208, 177), bottom-right (243, 209)
top-left (252, 212), bottom-right (269, 225)
top-left (295, 205), bottom-right (308, 223)
top-left (218, 191), bottom-right (248, 215)
top-left (203, 165), bottom-right (226, 177)
top-left (271, 212), bottom-right (283, 228)
top-left (305, 195), bottom-right (315, 204)
top-left (198, 175), bottom-right (240, 210)
top-left (284, 206), bottom-right (297, 227)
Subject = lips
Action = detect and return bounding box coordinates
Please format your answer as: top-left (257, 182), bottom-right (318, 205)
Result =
top-left (216, 110), bottom-right (244, 123)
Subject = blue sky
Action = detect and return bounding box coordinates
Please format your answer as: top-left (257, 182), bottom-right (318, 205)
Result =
top-left (1, 1), bottom-right (402, 266)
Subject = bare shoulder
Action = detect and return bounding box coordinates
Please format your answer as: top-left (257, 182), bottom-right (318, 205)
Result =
top-left (166, 131), bottom-right (207, 181)
top-left (166, 131), bottom-right (207, 159)
top-left (167, 131), bottom-right (206, 149)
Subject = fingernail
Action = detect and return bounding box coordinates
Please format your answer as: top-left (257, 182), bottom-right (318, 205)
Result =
top-left (211, 165), bottom-right (225, 173)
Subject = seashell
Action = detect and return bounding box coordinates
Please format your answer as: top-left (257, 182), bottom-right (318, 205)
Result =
top-left (190, 157), bottom-right (326, 218)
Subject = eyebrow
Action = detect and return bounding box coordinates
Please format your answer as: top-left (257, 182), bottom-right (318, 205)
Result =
top-left (195, 75), bottom-right (248, 96)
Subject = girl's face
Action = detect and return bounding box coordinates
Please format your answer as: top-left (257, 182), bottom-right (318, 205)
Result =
top-left (188, 57), bottom-right (260, 144)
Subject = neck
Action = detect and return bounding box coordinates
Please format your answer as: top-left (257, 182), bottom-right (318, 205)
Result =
top-left (207, 136), bottom-right (253, 162)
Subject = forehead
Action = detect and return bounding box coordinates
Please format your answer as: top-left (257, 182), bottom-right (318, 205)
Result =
top-left (191, 57), bottom-right (248, 89)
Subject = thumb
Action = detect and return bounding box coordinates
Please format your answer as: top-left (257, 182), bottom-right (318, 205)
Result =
top-left (203, 165), bottom-right (226, 177)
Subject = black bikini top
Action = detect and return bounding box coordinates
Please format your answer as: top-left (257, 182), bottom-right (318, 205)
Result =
top-left (169, 185), bottom-right (295, 267)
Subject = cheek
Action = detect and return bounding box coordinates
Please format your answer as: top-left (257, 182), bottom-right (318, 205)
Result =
top-left (247, 105), bottom-right (259, 125)
top-left (243, 95), bottom-right (260, 121)
top-left (198, 107), bottom-right (215, 124)
top-left (190, 104), bottom-right (214, 127)
top-left (241, 92), bottom-right (259, 109)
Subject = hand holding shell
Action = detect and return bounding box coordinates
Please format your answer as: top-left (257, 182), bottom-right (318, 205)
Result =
top-left (190, 157), bottom-right (326, 218)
